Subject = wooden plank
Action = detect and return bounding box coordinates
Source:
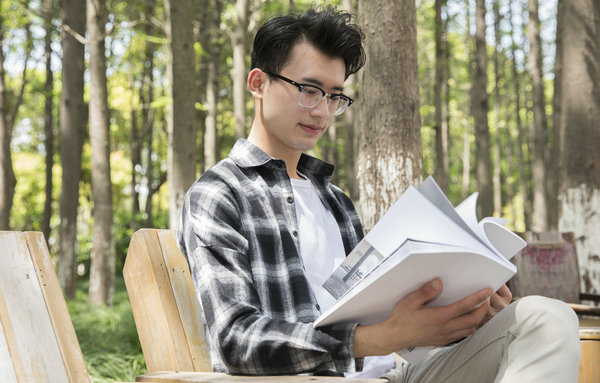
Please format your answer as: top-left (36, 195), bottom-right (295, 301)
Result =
top-left (0, 297), bottom-right (18, 383)
top-left (24, 232), bottom-right (90, 383)
top-left (579, 327), bottom-right (600, 341)
top-left (124, 229), bottom-right (196, 372)
top-left (570, 303), bottom-right (600, 317)
top-left (0, 231), bottom-right (69, 382)
top-left (579, 338), bottom-right (600, 383)
top-left (157, 229), bottom-right (212, 372)
top-left (136, 371), bottom-right (385, 383)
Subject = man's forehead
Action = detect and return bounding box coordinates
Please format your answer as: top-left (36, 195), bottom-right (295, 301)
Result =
top-left (282, 42), bottom-right (346, 89)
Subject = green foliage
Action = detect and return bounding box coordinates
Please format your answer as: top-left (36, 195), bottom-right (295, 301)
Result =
top-left (68, 278), bottom-right (146, 383)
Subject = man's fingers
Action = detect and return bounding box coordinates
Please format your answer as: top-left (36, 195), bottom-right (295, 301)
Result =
top-left (439, 287), bottom-right (493, 319)
top-left (405, 278), bottom-right (443, 307)
top-left (443, 298), bottom-right (490, 333)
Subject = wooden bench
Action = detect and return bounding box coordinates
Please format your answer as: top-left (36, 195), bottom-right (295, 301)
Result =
top-left (124, 229), bottom-right (385, 382)
top-left (0, 231), bottom-right (90, 383)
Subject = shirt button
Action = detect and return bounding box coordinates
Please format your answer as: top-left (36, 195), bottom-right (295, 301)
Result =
top-left (292, 230), bottom-right (298, 237)
top-left (286, 196), bottom-right (294, 203)
top-left (316, 304), bottom-right (321, 311)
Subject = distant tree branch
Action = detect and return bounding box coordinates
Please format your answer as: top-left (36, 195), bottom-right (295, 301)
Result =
top-left (61, 22), bottom-right (88, 45)
top-left (8, 23), bottom-right (32, 134)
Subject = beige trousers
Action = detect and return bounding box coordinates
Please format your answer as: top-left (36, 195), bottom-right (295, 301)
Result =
top-left (382, 296), bottom-right (581, 383)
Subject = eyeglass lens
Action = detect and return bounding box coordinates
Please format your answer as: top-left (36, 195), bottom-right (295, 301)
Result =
top-left (298, 85), bottom-right (349, 116)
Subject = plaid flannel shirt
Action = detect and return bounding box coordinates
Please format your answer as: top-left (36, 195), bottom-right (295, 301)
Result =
top-left (178, 139), bottom-right (365, 375)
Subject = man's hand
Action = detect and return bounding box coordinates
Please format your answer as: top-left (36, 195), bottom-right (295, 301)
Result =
top-left (479, 284), bottom-right (512, 327)
top-left (353, 278), bottom-right (493, 357)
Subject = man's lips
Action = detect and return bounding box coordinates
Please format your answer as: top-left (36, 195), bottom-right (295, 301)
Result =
top-left (299, 123), bottom-right (322, 133)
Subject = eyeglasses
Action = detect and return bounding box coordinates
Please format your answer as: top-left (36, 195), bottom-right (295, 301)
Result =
top-left (264, 71), bottom-right (354, 116)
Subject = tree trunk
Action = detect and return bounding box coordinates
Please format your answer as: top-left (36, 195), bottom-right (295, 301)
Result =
top-left (357, 0), bottom-right (422, 231)
top-left (341, 0), bottom-right (358, 200)
top-left (548, 0), bottom-right (564, 231)
top-left (508, 3), bottom-right (530, 230)
top-left (0, 14), bottom-right (30, 230)
top-left (165, 0), bottom-right (197, 230)
top-left (233, 0), bottom-right (248, 139)
top-left (527, 0), bottom-right (549, 230)
top-left (473, 0), bottom-right (493, 218)
top-left (88, 0), bottom-right (115, 306)
top-left (130, 69), bottom-right (141, 232)
top-left (142, 18), bottom-right (156, 228)
top-left (557, 0), bottom-right (600, 295)
top-left (58, 0), bottom-right (86, 299)
top-left (462, 0), bottom-right (473, 199)
top-left (320, 123), bottom-right (338, 166)
top-left (434, 0), bottom-right (449, 194)
top-left (204, 0), bottom-right (223, 171)
top-left (0, 8), bottom-right (16, 230)
top-left (42, 0), bottom-right (55, 244)
top-left (492, 0), bottom-right (502, 217)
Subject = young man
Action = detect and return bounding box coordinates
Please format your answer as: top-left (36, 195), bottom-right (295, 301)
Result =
top-left (178, 6), bottom-right (581, 381)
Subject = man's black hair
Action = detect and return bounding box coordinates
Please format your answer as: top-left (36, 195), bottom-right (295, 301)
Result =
top-left (250, 6), bottom-right (366, 79)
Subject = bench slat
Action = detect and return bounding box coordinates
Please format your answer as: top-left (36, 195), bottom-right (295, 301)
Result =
top-left (124, 229), bottom-right (198, 372)
top-left (0, 300), bottom-right (18, 382)
top-left (23, 232), bottom-right (90, 383)
top-left (157, 229), bottom-right (212, 371)
top-left (136, 371), bottom-right (386, 382)
top-left (0, 231), bottom-right (69, 382)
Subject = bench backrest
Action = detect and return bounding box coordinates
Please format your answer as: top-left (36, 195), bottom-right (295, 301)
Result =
top-left (509, 231), bottom-right (580, 303)
top-left (0, 231), bottom-right (89, 383)
top-left (123, 229), bottom-right (212, 373)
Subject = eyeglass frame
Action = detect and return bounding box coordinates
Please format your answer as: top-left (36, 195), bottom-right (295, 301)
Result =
top-left (263, 71), bottom-right (354, 116)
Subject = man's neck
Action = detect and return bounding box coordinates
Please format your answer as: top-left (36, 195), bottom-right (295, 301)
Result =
top-left (247, 128), bottom-right (303, 180)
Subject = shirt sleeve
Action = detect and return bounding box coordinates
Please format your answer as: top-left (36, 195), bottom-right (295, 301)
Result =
top-left (178, 171), bottom-right (363, 375)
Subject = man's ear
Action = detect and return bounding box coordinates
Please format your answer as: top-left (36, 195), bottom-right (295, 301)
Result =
top-left (248, 68), bottom-right (266, 99)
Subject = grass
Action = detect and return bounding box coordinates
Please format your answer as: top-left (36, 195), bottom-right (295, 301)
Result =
top-left (67, 277), bottom-right (147, 383)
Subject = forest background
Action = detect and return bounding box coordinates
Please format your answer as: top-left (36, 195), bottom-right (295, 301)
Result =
top-left (0, 0), bottom-right (599, 381)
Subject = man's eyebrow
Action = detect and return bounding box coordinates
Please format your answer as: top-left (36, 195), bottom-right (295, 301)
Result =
top-left (301, 76), bottom-right (344, 93)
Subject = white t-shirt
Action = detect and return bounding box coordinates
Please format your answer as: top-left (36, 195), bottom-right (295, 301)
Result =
top-left (291, 177), bottom-right (395, 378)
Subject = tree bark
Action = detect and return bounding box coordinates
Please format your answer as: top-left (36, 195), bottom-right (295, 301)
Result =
top-left (58, 0), bottom-right (86, 299)
top-left (165, 0), bottom-right (197, 230)
top-left (548, 0), bottom-right (564, 231)
top-left (434, 0), bottom-right (449, 194)
top-left (341, 0), bottom-right (358, 199)
top-left (357, 0), bottom-right (422, 231)
top-left (87, 0), bottom-right (115, 306)
top-left (0, 14), bottom-right (30, 230)
top-left (527, 0), bottom-right (549, 230)
top-left (0, 7), bottom-right (15, 230)
top-left (462, 0), bottom-right (473, 199)
top-left (233, 0), bottom-right (248, 139)
top-left (557, 0), bottom-right (600, 295)
top-left (492, 0), bottom-right (502, 217)
top-left (42, 0), bottom-right (55, 244)
top-left (473, 0), bottom-right (493, 218)
top-left (203, 0), bottom-right (223, 171)
top-left (508, 2), bottom-right (531, 230)
top-left (130, 69), bottom-right (141, 231)
top-left (142, 12), bottom-right (156, 228)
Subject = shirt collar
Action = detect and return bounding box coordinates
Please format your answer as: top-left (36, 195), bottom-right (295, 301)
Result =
top-left (228, 139), bottom-right (335, 178)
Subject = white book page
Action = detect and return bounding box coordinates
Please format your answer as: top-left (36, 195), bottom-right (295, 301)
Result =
top-left (454, 193), bottom-right (500, 255)
top-left (416, 177), bottom-right (484, 244)
top-left (480, 219), bottom-right (526, 260)
top-left (364, 186), bottom-right (493, 259)
top-left (314, 240), bottom-right (516, 328)
top-left (455, 195), bottom-right (526, 259)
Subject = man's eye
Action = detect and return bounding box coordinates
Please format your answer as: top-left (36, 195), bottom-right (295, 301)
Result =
top-left (303, 87), bottom-right (319, 96)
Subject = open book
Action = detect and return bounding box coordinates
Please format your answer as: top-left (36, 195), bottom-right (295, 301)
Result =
top-left (314, 177), bottom-right (526, 363)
